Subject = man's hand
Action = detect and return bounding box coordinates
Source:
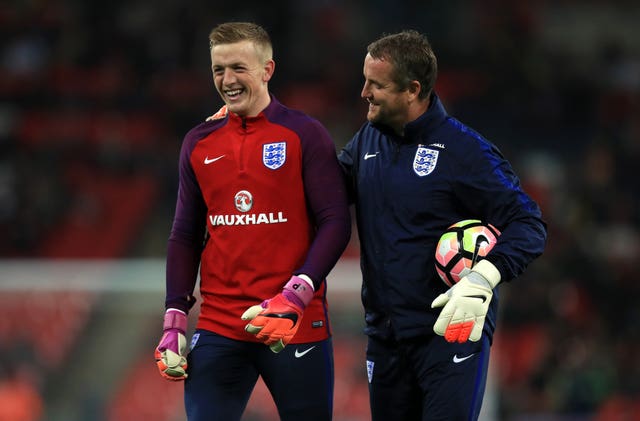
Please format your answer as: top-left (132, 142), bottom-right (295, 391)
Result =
top-left (431, 260), bottom-right (501, 343)
top-left (155, 309), bottom-right (188, 381)
top-left (241, 275), bottom-right (314, 353)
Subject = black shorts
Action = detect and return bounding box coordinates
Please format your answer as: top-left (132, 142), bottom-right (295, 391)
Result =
top-left (184, 329), bottom-right (334, 421)
top-left (366, 334), bottom-right (491, 421)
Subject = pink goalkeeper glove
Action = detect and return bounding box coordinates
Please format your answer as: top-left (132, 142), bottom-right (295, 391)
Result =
top-left (241, 275), bottom-right (314, 353)
top-left (155, 309), bottom-right (188, 381)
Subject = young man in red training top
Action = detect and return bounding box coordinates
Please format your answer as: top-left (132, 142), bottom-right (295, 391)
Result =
top-left (154, 22), bottom-right (351, 421)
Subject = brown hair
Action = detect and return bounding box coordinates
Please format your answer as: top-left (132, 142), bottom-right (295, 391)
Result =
top-left (367, 30), bottom-right (437, 100)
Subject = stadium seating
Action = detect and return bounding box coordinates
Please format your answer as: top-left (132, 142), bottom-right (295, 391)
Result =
top-left (0, 291), bottom-right (96, 369)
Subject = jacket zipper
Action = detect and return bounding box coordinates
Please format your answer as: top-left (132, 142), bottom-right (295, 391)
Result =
top-left (239, 117), bottom-right (247, 171)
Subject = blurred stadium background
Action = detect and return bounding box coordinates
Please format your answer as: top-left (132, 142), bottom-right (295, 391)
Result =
top-left (1, 1), bottom-right (639, 420)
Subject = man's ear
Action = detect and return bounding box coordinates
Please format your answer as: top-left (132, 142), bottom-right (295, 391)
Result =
top-left (263, 59), bottom-right (275, 83)
top-left (407, 80), bottom-right (422, 101)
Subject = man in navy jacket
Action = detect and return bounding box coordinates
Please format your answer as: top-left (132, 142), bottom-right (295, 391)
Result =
top-left (338, 30), bottom-right (547, 421)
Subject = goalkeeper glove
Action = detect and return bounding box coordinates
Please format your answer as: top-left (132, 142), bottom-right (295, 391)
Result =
top-left (241, 275), bottom-right (314, 353)
top-left (155, 308), bottom-right (188, 381)
top-left (206, 105), bottom-right (228, 121)
top-left (431, 259), bottom-right (501, 343)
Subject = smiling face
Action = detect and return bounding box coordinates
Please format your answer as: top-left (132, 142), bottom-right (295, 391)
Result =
top-left (360, 53), bottom-right (413, 134)
top-left (360, 54), bottom-right (429, 135)
top-left (210, 40), bottom-right (274, 117)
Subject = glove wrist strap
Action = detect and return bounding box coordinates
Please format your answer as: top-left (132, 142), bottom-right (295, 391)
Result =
top-left (164, 308), bottom-right (187, 332)
top-left (283, 275), bottom-right (314, 308)
top-left (471, 259), bottom-right (501, 288)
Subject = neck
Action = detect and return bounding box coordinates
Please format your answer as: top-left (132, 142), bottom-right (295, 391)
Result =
top-left (395, 96), bottom-right (431, 136)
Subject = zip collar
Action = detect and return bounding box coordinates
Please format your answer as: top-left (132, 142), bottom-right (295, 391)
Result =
top-left (372, 92), bottom-right (448, 144)
top-left (227, 93), bottom-right (282, 128)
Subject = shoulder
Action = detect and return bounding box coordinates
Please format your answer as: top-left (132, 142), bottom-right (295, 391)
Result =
top-left (183, 114), bottom-right (228, 145)
top-left (440, 117), bottom-right (498, 155)
top-left (177, 115), bottom-right (229, 164)
top-left (267, 104), bottom-right (337, 154)
top-left (268, 102), bottom-right (328, 134)
top-left (354, 121), bottom-right (383, 142)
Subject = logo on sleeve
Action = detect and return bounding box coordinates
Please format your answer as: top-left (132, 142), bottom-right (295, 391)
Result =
top-left (413, 146), bottom-right (439, 177)
top-left (366, 360), bottom-right (375, 383)
top-left (263, 142), bottom-right (286, 169)
top-left (190, 333), bottom-right (200, 351)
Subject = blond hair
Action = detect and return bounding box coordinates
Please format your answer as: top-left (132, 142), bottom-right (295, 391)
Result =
top-left (209, 22), bottom-right (273, 63)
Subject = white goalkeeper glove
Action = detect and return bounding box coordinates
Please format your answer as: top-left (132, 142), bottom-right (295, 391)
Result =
top-left (431, 259), bottom-right (501, 343)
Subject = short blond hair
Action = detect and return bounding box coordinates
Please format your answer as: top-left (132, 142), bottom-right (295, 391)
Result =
top-left (208, 22), bottom-right (273, 62)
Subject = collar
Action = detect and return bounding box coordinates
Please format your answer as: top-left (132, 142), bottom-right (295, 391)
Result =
top-left (403, 92), bottom-right (447, 140)
top-left (373, 92), bottom-right (448, 143)
top-left (227, 93), bottom-right (281, 124)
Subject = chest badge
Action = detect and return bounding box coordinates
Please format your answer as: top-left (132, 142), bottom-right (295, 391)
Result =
top-left (263, 142), bottom-right (286, 170)
top-left (413, 146), bottom-right (439, 177)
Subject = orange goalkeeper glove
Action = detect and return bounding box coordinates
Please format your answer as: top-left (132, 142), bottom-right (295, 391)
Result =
top-left (431, 260), bottom-right (501, 343)
top-left (155, 308), bottom-right (188, 381)
top-left (241, 275), bottom-right (314, 353)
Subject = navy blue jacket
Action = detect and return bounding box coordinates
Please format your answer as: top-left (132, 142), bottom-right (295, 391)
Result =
top-left (338, 93), bottom-right (547, 342)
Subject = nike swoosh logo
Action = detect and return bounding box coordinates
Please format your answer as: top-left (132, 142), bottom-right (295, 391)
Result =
top-left (294, 346), bottom-right (316, 358)
top-left (204, 155), bottom-right (225, 164)
top-left (471, 234), bottom-right (488, 267)
top-left (364, 152), bottom-right (379, 160)
top-left (453, 353), bottom-right (476, 363)
top-left (262, 312), bottom-right (299, 325)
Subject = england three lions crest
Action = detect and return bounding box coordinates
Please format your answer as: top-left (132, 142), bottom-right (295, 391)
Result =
top-left (413, 146), bottom-right (439, 176)
top-left (263, 142), bottom-right (286, 170)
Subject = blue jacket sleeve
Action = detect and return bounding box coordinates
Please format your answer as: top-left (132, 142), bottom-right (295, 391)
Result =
top-left (453, 136), bottom-right (547, 282)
